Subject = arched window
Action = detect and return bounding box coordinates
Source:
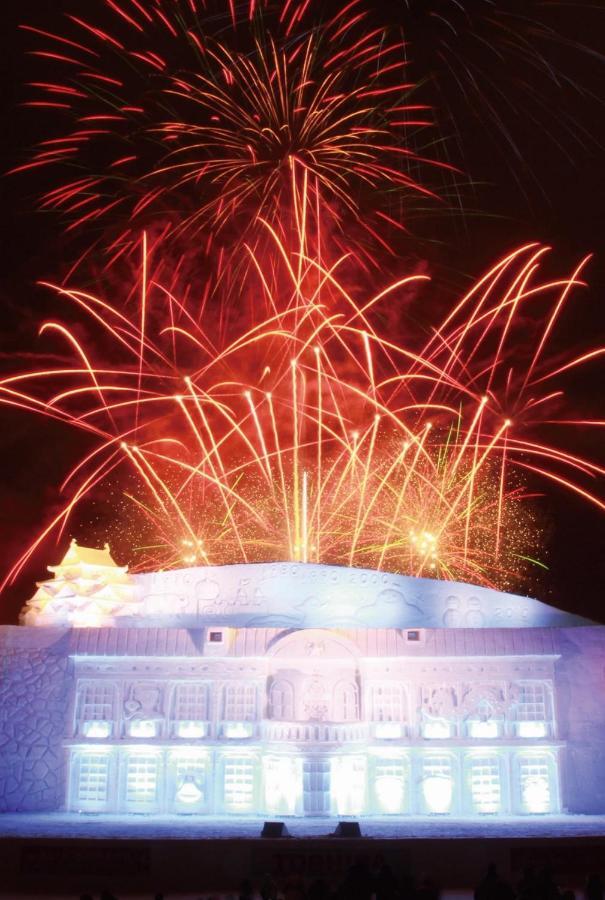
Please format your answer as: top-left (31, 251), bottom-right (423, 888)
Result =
top-left (270, 680), bottom-right (294, 720)
top-left (334, 681), bottom-right (359, 722)
top-left (516, 751), bottom-right (558, 813)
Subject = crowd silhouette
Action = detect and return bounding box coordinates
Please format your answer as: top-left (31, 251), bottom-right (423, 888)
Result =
top-left (75, 865), bottom-right (604, 900)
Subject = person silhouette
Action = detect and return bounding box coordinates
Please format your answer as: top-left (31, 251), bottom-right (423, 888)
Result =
top-left (586, 874), bottom-right (605, 900)
top-left (475, 863), bottom-right (514, 900)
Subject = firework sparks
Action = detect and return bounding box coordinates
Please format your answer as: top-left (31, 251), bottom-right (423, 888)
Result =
top-left (13, 0), bottom-right (455, 269)
top-left (1, 221), bottom-right (602, 592)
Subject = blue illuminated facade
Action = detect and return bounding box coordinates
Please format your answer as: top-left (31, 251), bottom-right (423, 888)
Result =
top-left (1, 544), bottom-right (603, 818)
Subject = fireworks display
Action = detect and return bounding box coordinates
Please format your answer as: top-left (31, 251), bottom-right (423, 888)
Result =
top-left (13, 0), bottom-right (457, 272)
top-left (1, 0), bottom-right (603, 598)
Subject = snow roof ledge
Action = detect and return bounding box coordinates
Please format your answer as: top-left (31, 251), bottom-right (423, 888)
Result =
top-left (120, 562), bottom-right (593, 630)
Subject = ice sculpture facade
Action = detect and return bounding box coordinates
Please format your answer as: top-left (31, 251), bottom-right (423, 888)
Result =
top-left (2, 544), bottom-right (604, 818)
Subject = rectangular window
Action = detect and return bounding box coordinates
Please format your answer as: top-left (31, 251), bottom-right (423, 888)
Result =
top-left (127, 720), bottom-right (158, 738)
top-left (423, 755), bottom-right (452, 779)
top-left (375, 722), bottom-right (404, 739)
top-left (469, 756), bottom-right (501, 814)
top-left (76, 753), bottom-right (110, 805)
top-left (173, 683), bottom-right (209, 721)
top-left (208, 631), bottom-right (224, 643)
top-left (303, 758), bottom-right (331, 815)
top-left (224, 756), bottom-right (255, 811)
top-left (423, 720), bottom-right (452, 739)
top-left (468, 720), bottom-right (499, 739)
top-left (371, 684), bottom-right (405, 722)
top-left (517, 683), bottom-right (547, 721)
top-left (223, 683), bottom-right (257, 721)
top-left (518, 721), bottom-right (547, 738)
top-left (82, 721), bottom-right (112, 739)
top-left (76, 681), bottom-right (115, 735)
top-left (126, 754), bottom-right (159, 807)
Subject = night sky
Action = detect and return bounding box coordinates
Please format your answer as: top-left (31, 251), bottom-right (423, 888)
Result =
top-left (0, 0), bottom-right (604, 625)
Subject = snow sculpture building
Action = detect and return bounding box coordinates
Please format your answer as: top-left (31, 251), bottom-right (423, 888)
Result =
top-left (1, 541), bottom-right (604, 818)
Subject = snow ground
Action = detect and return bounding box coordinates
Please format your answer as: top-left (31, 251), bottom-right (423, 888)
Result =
top-left (1, 812), bottom-right (605, 840)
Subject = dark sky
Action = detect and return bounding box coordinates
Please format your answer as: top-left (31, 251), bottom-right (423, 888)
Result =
top-left (0, 0), bottom-right (604, 625)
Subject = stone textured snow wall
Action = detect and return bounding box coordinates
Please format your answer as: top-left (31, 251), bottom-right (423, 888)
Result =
top-left (556, 627), bottom-right (605, 813)
top-left (0, 627), bottom-right (73, 812)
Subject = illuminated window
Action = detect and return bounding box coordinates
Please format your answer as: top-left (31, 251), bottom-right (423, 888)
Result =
top-left (374, 759), bottom-right (406, 814)
top-left (128, 720), bottom-right (158, 738)
top-left (334, 681), bottom-right (359, 722)
top-left (518, 721), bottom-right (547, 738)
top-left (423, 719), bottom-right (452, 739)
top-left (173, 754), bottom-right (207, 809)
top-left (514, 683), bottom-right (549, 737)
top-left (375, 722), bottom-right (404, 739)
top-left (176, 776), bottom-right (203, 805)
top-left (223, 722), bottom-right (254, 738)
top-left (264, 756), bottom-right (300, 815)
top-left (371, 684), bottom-right (406, 723)
top-left (176, 721), bottom-right (207, 738)
top-left (468, 720), bottom-right (499, 739)
top-left (270, 680), bottom-right (295, 720)
top-left (172, 683), bottom-right (209, 737)
top-left (82, 721), bottom-right (111, 739)
top-left (76, 681), bottom-right (116, 737)
top-left (422, 756), bottom-right (454, 813)
top-left (519, 755), bottom-right (552, 813)
top-left (223, 683), bottom-right (257, 722)
top-left (76, 752), bottom-right (110, 806)
top-left (469, 756), bottom-right (501, 814)
top-left (332, 756), bottom-right (366, 815)
top-left (224, 756), bottom-right (255, 812)
top-left (126, 754), bottom-right (159, 807)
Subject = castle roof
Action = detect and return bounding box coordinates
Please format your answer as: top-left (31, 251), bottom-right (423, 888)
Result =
top-left (48, 539), bottom-right (125, 572)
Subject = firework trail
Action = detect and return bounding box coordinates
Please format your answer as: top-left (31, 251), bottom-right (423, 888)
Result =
top-left (399, 0), bottom-right (604, 197)
top-left (2, 1), bottom-right (603, 601)
top-left (12, 0), bottom-right (456, 276)
top-left (1, 210), bottom-right (602, 591)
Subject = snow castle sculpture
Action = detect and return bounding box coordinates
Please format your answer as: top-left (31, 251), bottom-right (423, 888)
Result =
top-left (1, 543), bottom-right (604, 818)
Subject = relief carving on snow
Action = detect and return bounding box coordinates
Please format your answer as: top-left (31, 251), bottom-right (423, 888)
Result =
top-left (124, 682), bottom-right (164, 720)
top-left (422, 685), bottom-right (458, 719)
top-left (460, 684), bottom-right (506, 718)
top-left (302, 676), bottom-right (329, 722)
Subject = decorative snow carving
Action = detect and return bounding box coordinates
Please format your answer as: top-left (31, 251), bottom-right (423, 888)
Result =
top-left (21, 539), bottom-right (140, 627)
top-left (460, 684), bottom-right (506, 719)
top-left (303, 676), bottom-right (329, 721)
top-left (422, 686), bottom-right (458, 719)
top-left (124, 683), bottom-right (164, 720)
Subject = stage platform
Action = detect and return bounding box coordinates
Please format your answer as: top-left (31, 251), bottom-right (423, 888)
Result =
top-left (2, 813), bottom-right (605, 841)
top-left (1, 815), bottom-right (605, 895)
